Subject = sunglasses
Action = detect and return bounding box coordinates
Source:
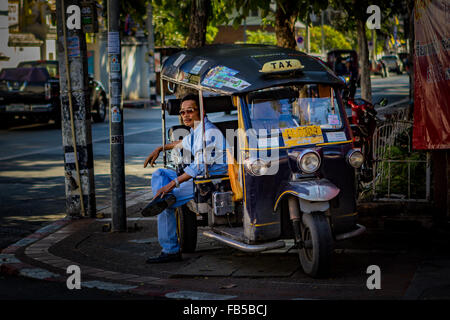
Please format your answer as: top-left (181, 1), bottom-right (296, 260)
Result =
top-left (179, 108), bottom-right (197, 116)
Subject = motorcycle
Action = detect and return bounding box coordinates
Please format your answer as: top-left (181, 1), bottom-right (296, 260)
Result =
top-left (342, 88), bottom-right (387, 184)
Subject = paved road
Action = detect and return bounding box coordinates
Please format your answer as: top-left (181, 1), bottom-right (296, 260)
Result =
top-left (369, 73), bottom-right (410, 105)
top-left (0, 75), bottom-right (411, 299)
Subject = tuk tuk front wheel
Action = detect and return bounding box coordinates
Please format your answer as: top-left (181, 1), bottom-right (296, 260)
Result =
top-left (176, 205), bottom-right (197, 253)
top-left (298, 213), bottom-right (333, 278)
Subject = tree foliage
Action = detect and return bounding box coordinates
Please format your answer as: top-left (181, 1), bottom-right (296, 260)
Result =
top-left (244, 25), bottom-right (352, 54)
top-left (230, 0), bottom-right (329, 48)
top-left (301, 25), bottom-right (352, 53)
top-left (243, 30), bottom-right (276, 45)
top-left (147, 0), bottom-right (231, 47)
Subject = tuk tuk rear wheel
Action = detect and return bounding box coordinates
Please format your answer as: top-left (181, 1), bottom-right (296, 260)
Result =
top-left (298, 213), bottom-right (333, 278)
top-left (176, 205), bottom-right (197, 253)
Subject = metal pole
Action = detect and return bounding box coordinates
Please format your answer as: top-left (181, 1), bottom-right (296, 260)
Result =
top-left (161, 78), bottom-right (167, 167)
top-left (321, 11), bottom-right (325, 55)
top-left (372, 29), bottom-right (376, 69)
top-left (199, 90), bottom-right (209, 178)
top-left (306, 24), bottom-right (310, 54)
top-left (243, 18), bottom-right (247, 43)
top-left (108, 0), bottom-right (126, 232)
top-left (146, 3), bottom-right (157, 104)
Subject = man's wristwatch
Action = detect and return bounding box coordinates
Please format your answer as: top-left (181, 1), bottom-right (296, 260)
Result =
top-left (173, 177), bottom-right (180, 188)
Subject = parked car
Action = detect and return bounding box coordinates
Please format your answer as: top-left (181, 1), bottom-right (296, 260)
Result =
top-left (381, 55), bottom-right (402, 75)
top-left (0, 60), bottom-right (107, 128)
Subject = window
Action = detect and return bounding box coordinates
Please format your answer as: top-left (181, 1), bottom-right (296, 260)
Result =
top-left (248, 84), bottom-right (342, 133)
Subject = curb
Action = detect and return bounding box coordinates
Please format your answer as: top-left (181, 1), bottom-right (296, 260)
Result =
top-left (0, 216), bottom-right (181, 298)
top-left (0, 192), bottom-right (237, 300)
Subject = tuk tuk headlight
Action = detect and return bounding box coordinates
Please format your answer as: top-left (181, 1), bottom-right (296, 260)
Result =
top-left (297, 150), bottom-right (321, 173)
top-left (244, 158), bottom-right (271, 176)
top-left (347, 149), bottom-right (364, 168)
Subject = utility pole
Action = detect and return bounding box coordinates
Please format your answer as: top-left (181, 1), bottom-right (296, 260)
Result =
top-left (56, 0), bottom-right (96, 218)
top-left (321, 11), bottom-right (325, 55)
top-left (243, 18), bottom-right (247, 43)
top-left (306, 24), bottom-right (310, 54)
top-left (146, 3), bottom-right (157, 104)
top-left (372, 29), bottom-right (376, 67)
top-left (108, 0), bottom-right (126, 232)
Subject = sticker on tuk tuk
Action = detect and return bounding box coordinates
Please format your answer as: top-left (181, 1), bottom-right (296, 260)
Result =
top-left (327, 114), bottom-right (340, 125)
top-left (202, 66), bottom-right (250, 91)
top-left (190, 60), bottom-right (208, 75)
top-left (222, 77), bottom-right (250, 90)
top-left (173, 54), bottom-right (186, 67)
top-left (281, 125), bottom-right (324, 147)
top-left (202, 65), bottom-right (241, 89)
top-left (176, 70), bottom-right (200, 85)
top-left (326, 131), bottom-right (347, 142)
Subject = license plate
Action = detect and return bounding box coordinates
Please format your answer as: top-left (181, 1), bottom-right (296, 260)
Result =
top-left (6, 104), bottom-right (26, 112)
top-left (281, 125), bottom-right (324, 147)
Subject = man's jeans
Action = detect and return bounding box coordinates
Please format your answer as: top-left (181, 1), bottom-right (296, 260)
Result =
top-left (151, 168), bottom-right (194, 254)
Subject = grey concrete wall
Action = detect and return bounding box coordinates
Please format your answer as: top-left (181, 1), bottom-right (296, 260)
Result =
top-left (98, 34), bottom-right (150, 100)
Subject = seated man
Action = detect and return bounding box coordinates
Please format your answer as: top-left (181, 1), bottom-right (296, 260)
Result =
top-left (142, 94), bottom-right (228, 263)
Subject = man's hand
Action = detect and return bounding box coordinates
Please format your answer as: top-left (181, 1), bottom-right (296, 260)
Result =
top-left (153, 180), bottom-right (176, 199)
top-left (144, 147), bottom-right (162, 168)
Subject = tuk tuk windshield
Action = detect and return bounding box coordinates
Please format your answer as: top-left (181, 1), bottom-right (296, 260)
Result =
top-left (248, 84), bottom-right (342, 132)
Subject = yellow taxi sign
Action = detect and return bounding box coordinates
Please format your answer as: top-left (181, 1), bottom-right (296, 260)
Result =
top-left (259, 59), bottom-right (304, 73)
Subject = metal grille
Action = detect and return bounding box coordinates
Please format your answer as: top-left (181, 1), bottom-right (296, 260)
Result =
top-left (370, 112), bottom-right (431, 202)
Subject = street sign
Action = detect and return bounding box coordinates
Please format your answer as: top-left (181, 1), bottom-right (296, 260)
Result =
top-left (81, 0), bottom-right (98, 33)
top-left (297, 36), bottom-right (304, 44)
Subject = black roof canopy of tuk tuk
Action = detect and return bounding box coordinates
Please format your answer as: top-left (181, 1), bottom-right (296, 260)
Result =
top-left (161, 44), bottom-right (343, 95)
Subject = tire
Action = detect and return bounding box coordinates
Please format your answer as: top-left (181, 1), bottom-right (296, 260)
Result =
top-left (176, 205), bottom-right (197, 253)
top-left (298, 212), bottom-right (334, 278)
top-left (92, 96), bottom-right (107, 123)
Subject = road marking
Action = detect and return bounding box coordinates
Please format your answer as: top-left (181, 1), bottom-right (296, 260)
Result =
top-left (0, 114), bottom-right (224, 161)
top-left (165, 290), bottom-right (237, 300)
top-left (82, 280), bottom-right (137, 292)
top-left (19, 268), bottom-right (60, 280)
top-left (0, 254), bottom-right (21, 265)
top-left (96, 217), bottom-right (156, 222)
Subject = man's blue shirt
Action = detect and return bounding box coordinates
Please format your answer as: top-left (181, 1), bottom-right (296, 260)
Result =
top-left (181, 117), bottom-right (228, 177)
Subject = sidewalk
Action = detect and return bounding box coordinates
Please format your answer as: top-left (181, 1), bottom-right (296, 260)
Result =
top-left (1, 188), bottom-right (449, 299)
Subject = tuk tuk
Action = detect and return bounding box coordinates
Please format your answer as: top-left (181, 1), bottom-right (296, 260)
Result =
top-left (326, 50), bottom-right (359, 98)
top-left (158, 44), bottom-right (366, 278)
